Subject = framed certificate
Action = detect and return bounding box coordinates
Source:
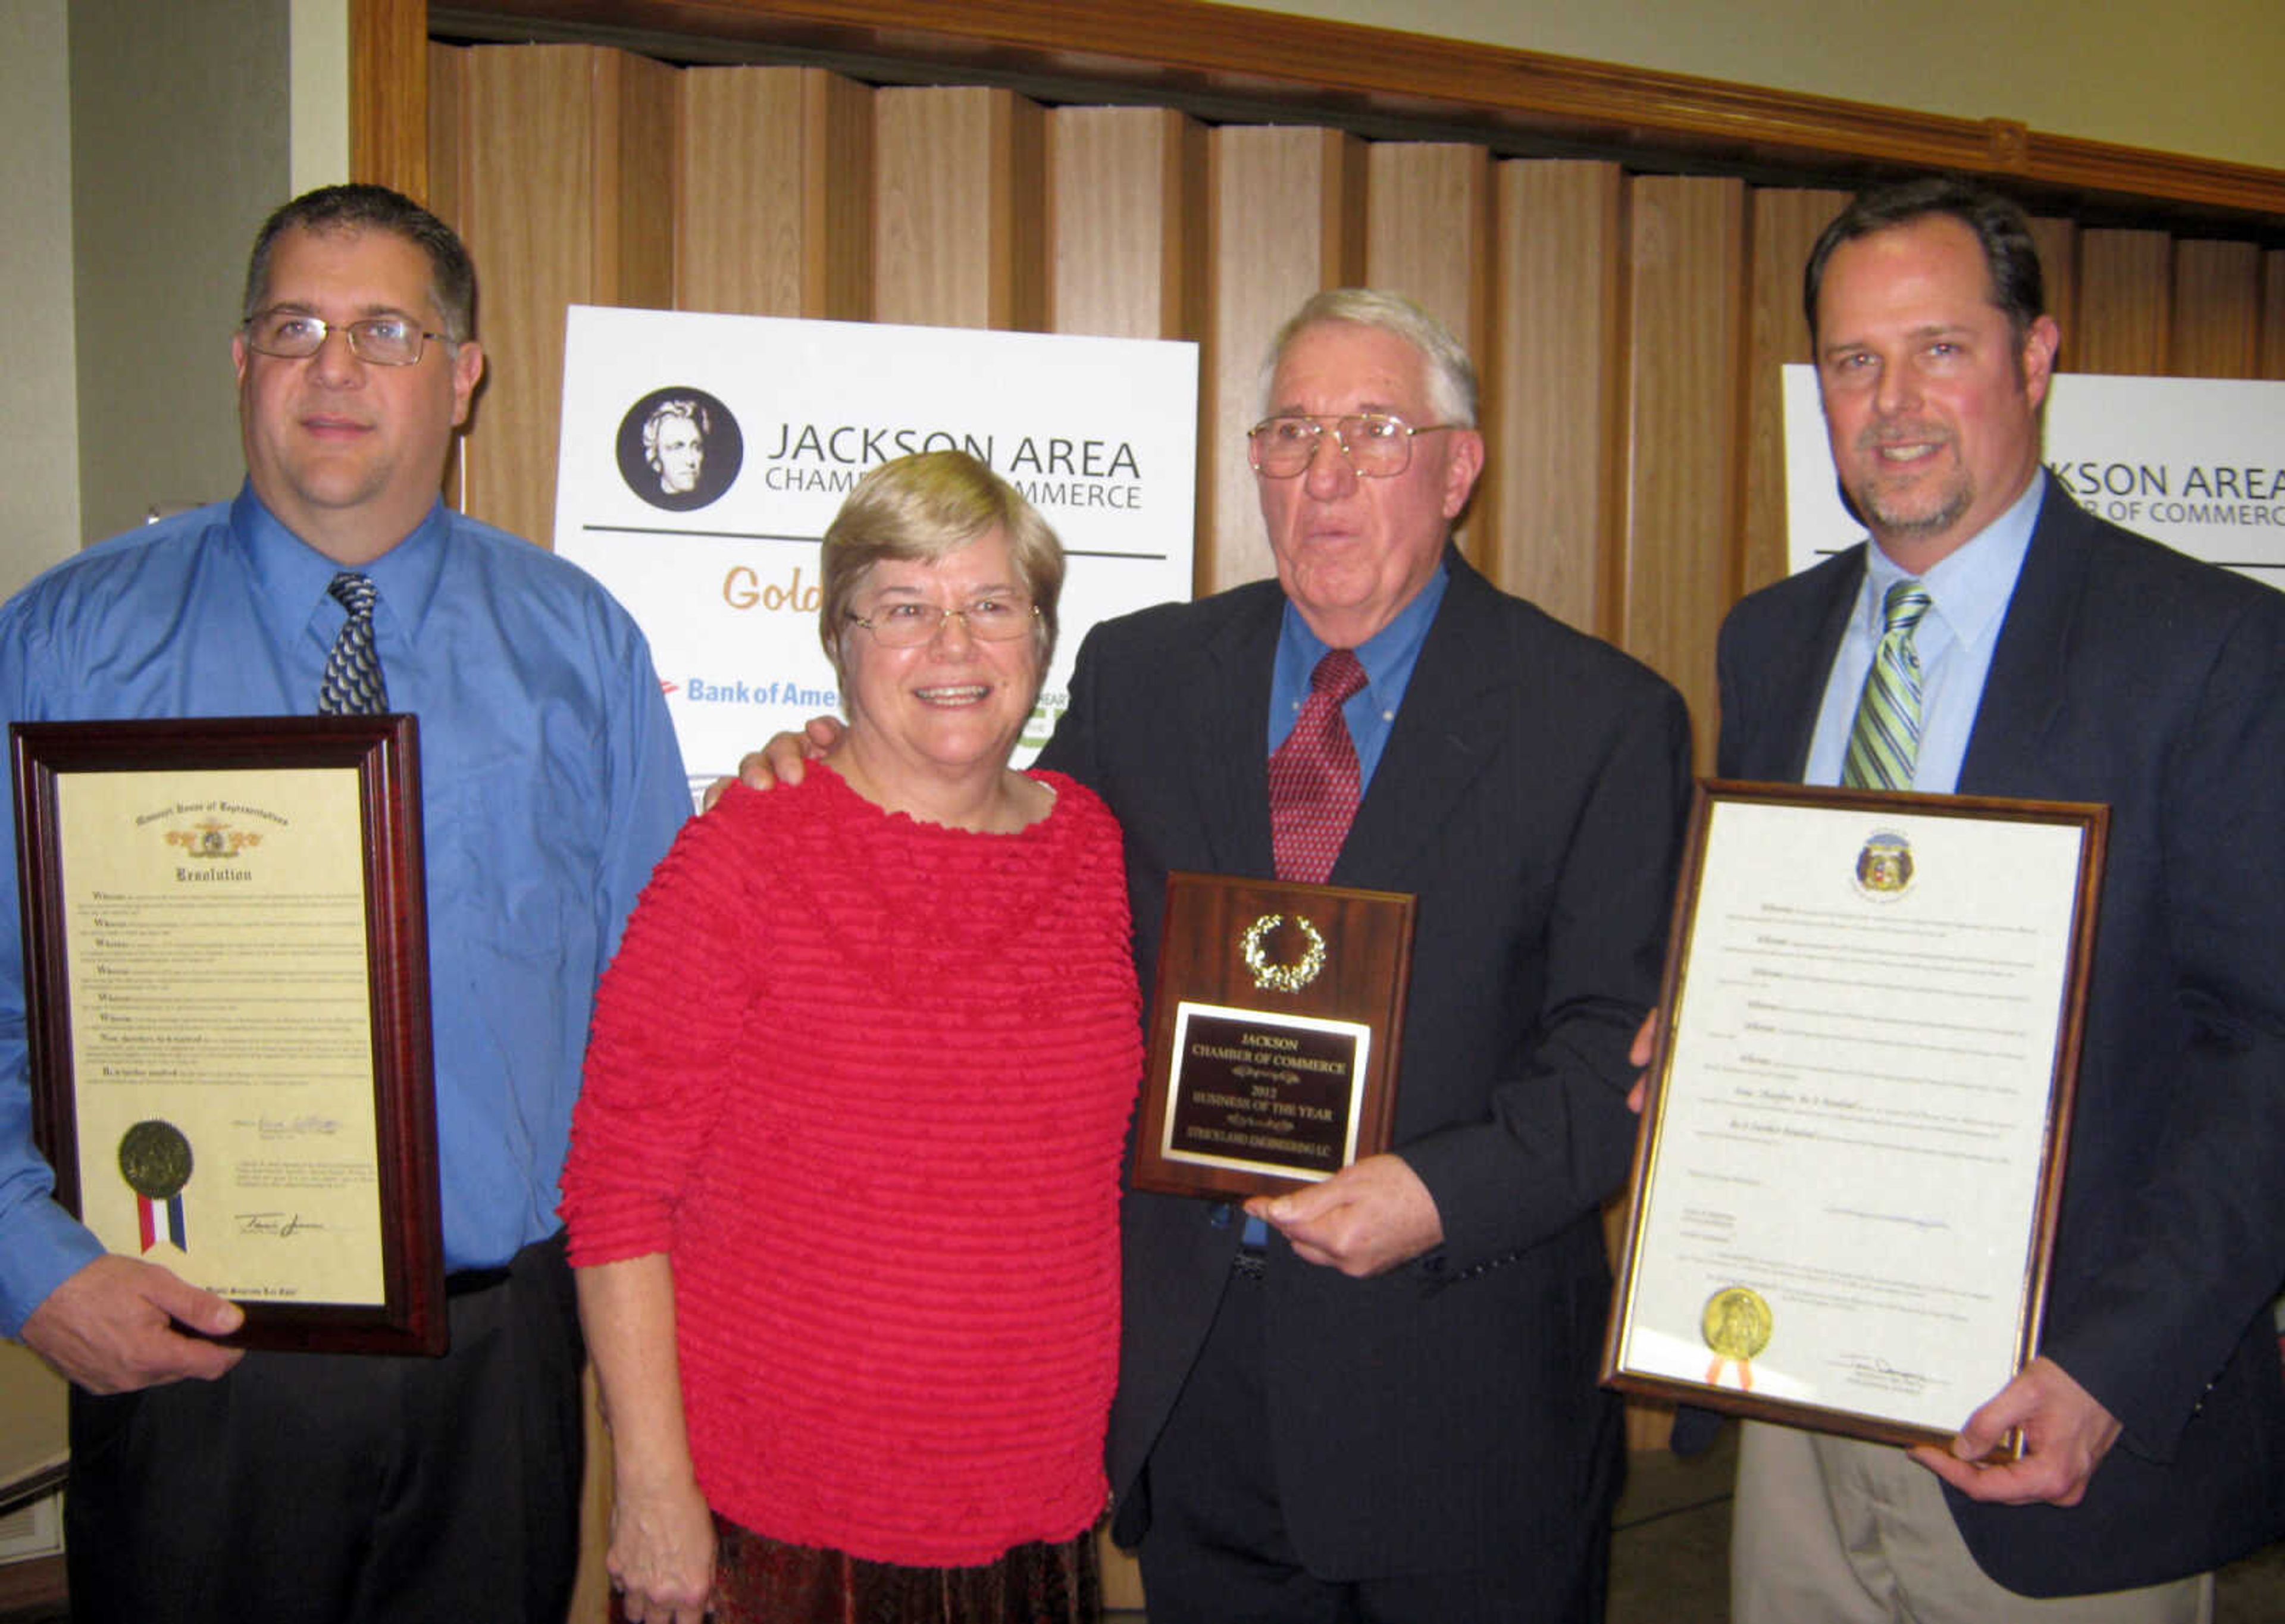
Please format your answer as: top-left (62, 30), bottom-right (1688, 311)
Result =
top-left (14, 716), bottom-right (445, 1356)
top-left (1135, 871), bottom-right (1414, 1200)
top-left (1603, 781), bottom-right (2105, 1448)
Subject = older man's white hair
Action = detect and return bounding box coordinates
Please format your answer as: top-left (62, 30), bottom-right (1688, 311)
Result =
top-left (1256, 288), bottom-right (1480, 428)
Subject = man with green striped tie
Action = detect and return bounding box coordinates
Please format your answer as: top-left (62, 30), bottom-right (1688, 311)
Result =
top-left (1712, 176), bottom-right (2285, 1624)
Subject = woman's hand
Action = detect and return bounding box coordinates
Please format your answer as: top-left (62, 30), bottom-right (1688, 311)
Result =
top-left (575, 1254), bottom-right (713, 1623)
top-left (606, 1476), bottom-right (716, 1624)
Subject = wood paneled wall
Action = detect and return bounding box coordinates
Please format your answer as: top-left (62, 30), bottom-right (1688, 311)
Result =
top-left (1204, 126), bottom-right (1365, 591)
top-left (443, 45), bottom-right (676, 537)
top-left (425, 42), bottom-right (2285, 769)
top-left (1485, 161), bottom-right (1624, 632)
top-left (1620, 176), bottom-right (1745, 758)
top-left (2265, 252), bottom-right (2285, 377)
top-left (2077, 229), bottom-right (2174, 375)
top-left (676, 65), bottom-right (873, 320)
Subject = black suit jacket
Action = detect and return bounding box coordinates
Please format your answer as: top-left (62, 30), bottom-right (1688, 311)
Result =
top-left (1039, 552), bottom-right (1692, 1577)
top-left (1717, 473), bottom-right (2285, 1595)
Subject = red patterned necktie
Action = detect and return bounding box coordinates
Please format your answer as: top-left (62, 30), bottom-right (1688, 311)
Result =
top-left (1268, 647), bottom-right (1368, 883)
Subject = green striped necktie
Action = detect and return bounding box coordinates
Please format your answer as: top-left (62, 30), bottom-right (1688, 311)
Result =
top-left (1840, 580), bottom-right (1933, 791)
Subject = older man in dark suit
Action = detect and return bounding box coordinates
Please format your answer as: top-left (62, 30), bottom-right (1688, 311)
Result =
top-left (748, 289), bottom-right (1689, 1619)
top-left (1716, 177), bottom-right (2285, 1622)
top-left (1040, 289), bottom-right (1689, 1623)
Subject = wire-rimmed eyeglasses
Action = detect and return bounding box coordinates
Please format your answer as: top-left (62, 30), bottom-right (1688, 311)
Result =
top-left (1247, 412), bottom-right (1463, 478)
top-left (242, 309), bottom-right (452, 367)
top-left (846, 599), bottom-right (1041, 649)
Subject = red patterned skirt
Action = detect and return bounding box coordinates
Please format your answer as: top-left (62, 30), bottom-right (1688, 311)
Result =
top-left (705, 1516), bottom-right (1100, 1624)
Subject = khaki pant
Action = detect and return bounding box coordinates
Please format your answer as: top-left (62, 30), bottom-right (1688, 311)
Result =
top-left (1731, 1421), bottom-right (2212, 1624)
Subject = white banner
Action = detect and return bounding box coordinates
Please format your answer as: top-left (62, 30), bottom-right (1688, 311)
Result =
top-left (1783, 367), bottom-right (2285, 592)
top-left (554, 307), bottom-right (1199, 800)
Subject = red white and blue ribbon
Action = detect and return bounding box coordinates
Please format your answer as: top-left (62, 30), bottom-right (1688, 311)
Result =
top-left (136, 1191), bottom-right (187, 1253)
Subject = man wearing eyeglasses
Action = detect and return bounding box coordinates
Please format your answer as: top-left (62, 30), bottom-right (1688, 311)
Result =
top-left (1046, 289), bottom-right (1688, 1622)
top-left (749, 289), bottom-right (1686, 1619)
top-left (0, 184), bottom-right (688, 1623)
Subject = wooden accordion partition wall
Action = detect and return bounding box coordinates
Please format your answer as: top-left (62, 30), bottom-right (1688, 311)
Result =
top-left (364, 4), bottom-right (2285, 1615)
top-left (408, 40), bottom-right (2285, 772)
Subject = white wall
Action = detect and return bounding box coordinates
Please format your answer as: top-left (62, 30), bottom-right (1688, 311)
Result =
top-left (1266, 0), bottom-right (2285, 171)
top-left (68, 0), bottom-right (298, 545)
top-left (0, 0), bottom-right (79, 1469)
top-left (0, 0), bottom-right (83, 599)
top-left (292, 0), bottom-right (350, 196)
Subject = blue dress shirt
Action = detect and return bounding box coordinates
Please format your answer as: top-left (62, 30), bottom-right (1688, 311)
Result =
top-left (0, 486), bottom-right (690, 1330)
top-left (1267, 560), bottom-right (1450, 792)
top-left (1804, 477), bottom-right (2045, 794)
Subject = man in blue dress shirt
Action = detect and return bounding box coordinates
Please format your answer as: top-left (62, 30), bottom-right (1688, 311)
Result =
top-left (0, 184), bottom-right (690, 1623)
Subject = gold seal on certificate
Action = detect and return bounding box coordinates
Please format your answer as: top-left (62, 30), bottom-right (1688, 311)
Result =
top-left (118, 1119), bottom-right (194, 1201)
top-left (1702, 1287), bottom-right (1771, 1360)
top-left (1702, 1285), bottom-right (1772, 1390)
top-left (1134, 872), bottom-right (1415, 1200)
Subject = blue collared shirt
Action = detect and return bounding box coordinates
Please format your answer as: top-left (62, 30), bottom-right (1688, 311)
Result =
top-left (1804, 478), bottom-right (2045, 793)
top-left (1267, 561), bottom-right (1450, 792)
top-left (0, 486), bottom-right (690, 1330)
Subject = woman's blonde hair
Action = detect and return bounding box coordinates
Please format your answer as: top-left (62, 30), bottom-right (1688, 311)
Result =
top-left (819, 450), bottom-right (1064, 688)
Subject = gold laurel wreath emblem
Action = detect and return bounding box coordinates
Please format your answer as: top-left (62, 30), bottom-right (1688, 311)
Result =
top-left (1241, 913), bottom-right (1327, 993)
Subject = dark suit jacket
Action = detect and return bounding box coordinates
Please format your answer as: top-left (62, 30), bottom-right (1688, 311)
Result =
top-left (1038, 551), bottom-right (1692, 1578)
top-left (1717, 473), bottom-right (2285, 1595)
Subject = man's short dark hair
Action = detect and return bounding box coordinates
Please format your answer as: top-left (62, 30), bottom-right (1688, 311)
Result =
top-left (242, 183), bottom-right (477, 343)
top-left (1802, 176), bottom-right (2045, 348)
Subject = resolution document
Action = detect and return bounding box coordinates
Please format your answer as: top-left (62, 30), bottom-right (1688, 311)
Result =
top-left (1608, 790), bottom-right (2098, 1442)
top-left (56, 768), bottom-right (386, 1307)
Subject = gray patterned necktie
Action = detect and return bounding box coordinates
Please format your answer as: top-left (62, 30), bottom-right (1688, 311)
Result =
top-left (1840, 580), bottom-right (1933, 790)
top-left (318, 572), bottom-right (389, 715)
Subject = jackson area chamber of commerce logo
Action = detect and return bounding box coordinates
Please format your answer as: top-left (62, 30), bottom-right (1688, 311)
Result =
top-left (617, 386), bottom-right (744, 513)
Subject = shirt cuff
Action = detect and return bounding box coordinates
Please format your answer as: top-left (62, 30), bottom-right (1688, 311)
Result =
top-left (0, 1196), bottom-right (108, 1338)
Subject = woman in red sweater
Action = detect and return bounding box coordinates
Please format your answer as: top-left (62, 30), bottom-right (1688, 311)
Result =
top-left (561, 451), bottom-right (1140, 1624)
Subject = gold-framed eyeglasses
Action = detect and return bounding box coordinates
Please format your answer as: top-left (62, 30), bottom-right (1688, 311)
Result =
top-left (242, 309), bottom-right (451, 367)
top-left (1247, 412), bottom-right (1463, 478)
top-left (846, 598), bottom-right (1040, 649)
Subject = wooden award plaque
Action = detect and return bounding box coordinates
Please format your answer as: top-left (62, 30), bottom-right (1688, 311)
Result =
top-left (1135, 871), bottom-right (1415, 1200)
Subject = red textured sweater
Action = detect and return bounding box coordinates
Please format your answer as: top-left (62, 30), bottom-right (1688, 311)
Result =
top-left (561, 767), bottom-right (1140, 1567)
